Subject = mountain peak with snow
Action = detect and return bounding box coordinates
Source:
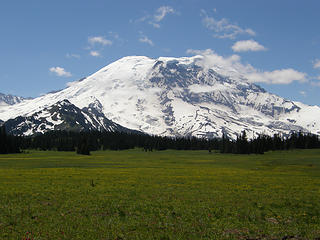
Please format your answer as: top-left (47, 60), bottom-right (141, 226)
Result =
top-left (0, 93), bottom-right (29, 107)
top-left (0, 55), bottom-right (320, 138)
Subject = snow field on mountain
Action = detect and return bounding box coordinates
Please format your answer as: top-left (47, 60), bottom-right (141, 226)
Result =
top-left (0, 55), bottom-right (319, 138)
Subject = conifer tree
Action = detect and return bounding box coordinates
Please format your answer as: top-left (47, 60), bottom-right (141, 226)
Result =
top-left (77, 137), bottom-right (90, 155)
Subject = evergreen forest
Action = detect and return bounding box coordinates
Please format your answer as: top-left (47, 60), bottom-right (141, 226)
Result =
top-left (1, 125), bottom-right (320, 155)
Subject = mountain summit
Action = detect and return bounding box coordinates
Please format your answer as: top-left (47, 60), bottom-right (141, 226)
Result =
top-left (1, 55), bottom-right (320, 138)
top-left (0, 93), bottom-right (28, 107)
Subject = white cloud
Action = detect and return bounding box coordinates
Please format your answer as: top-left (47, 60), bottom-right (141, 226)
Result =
top-left (135, 6), bottom-right (176, 28)
top-left (232, 40), bottom-right (267, 52)
top-left (187, 48), bottom-right (242, 66)
top-left (186, 49), bottom-right (214, 56)
top-left (247, 69), bottom-right (307, 84)
top-left (139, 34), bottom-right (154, 46)
top-left (88, 36), bottom-right (112, 46)
top-left (186, 48), bottom-right (245, 75)
top-left (313, 59), bottom-right (320, 69)
top-left (90, 51), bottom-right (100, 57)
top-left (66, 81), bottom-right (76, 87)
top-left (201, 10), bottom-right (255, 39)
top-left (149, 22), bottom-right (161, 28)
top-left (154, 6), bottom-right (175, 22)
top-left (299, 91), bottom-right (307, 96)
top-left (186, 48), bottom-right (307, 85)
top-left (49, 67), bottom-right (72, 77)
top-left (85, 34), bottom-right (121, 57)
top-left (66, 53), bottom-right (80, 59)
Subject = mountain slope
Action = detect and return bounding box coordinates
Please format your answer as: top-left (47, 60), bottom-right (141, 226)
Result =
top-left (0, 55), bottom-right (319, 138)
top-left (4, 99), bottom-right (135, 136)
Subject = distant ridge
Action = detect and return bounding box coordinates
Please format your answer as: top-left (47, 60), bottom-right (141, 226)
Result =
top-left (0, 93), bottom-right (30, 106)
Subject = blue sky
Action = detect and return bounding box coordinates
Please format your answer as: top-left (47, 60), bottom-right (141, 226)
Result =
top-left (1, 0), bottom-right (320, 106)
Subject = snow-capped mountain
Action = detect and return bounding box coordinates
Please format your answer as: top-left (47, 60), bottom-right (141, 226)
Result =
top-left (4, 99), bottom-right (135, 135)
top-left (0, 93), bottom-right (27, 107)
top-left (1, 55), bottom-right (320, 138)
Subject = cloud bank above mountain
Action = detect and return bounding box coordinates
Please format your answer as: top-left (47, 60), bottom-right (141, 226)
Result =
top-left (187, 49), bottom-right (307, 85)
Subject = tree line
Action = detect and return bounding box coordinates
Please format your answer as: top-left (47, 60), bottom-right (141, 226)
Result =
top-left (0, 125), bottom-right (319, 155)
top-left (17, 130), bottom-right (216, 154)
top-left (220, 131), bottom-right (320, 154)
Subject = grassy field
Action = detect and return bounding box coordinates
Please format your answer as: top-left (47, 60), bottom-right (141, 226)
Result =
top-left (0, 149), bottom-right (319, 239)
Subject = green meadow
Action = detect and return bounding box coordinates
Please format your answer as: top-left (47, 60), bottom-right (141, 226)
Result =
top-left (0, 149), bottom-right (319, 239)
